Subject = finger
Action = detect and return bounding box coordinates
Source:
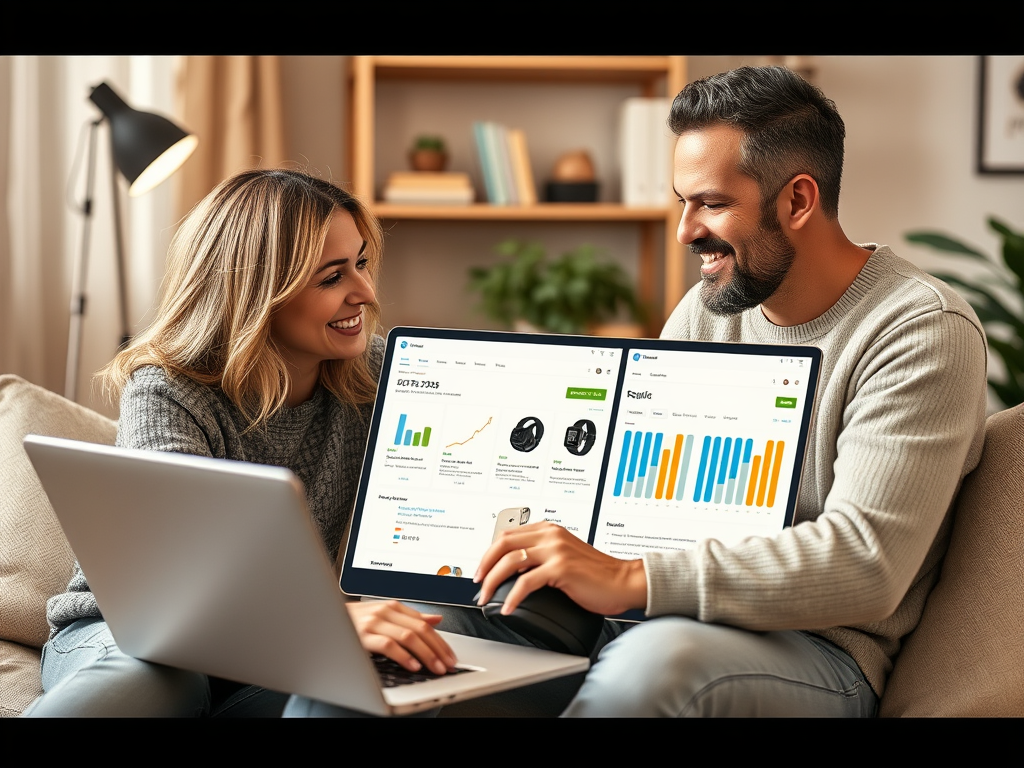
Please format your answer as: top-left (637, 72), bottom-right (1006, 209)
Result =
top-left (473, 526), bottom-right (543, 583)
top-left (497, 564), bottom-right (552, 616)
top-left (372, 607), bottom-right (457, 673)
top-left (475, 546), bottom-right (536, 606)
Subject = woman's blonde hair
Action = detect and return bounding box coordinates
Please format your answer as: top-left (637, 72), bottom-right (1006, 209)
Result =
top-left (102, 169), bottom-right (383, 426)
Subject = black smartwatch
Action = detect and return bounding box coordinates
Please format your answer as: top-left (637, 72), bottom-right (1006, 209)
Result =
top-left (564, 419), bottom-right (596, 456)
top-left (510, 416), bottom-right (544, 452)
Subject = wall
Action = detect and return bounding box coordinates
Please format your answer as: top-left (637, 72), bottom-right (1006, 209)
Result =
top-left (277, 55), bottom-right (1024, 410)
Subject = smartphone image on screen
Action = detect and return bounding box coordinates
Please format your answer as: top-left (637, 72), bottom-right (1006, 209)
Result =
top-left (492, 506), bottom-right (531, 542)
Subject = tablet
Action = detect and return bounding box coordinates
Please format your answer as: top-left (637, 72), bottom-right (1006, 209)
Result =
top-left (340, 327), bottom-right (821, 620)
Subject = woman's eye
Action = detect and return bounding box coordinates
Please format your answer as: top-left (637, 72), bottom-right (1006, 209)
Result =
top-left (319, 272), bottom-right (342, 287)
top-left (356, 257), bottom-right (369, 270)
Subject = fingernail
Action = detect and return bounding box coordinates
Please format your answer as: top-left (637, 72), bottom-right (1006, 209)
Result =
top-left (409, 659), bottom-right (422, 671)
top-left (432, 660), bottom-right (447, 675)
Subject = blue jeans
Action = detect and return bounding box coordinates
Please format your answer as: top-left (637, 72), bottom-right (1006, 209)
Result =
top-left (563, 616), bottom-right (877, 717)
top-left (22, 618), bottom-right (289, 717)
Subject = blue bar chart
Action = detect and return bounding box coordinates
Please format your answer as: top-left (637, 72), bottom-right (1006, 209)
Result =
top-left (393, 413), bottom-right (432, 447)
top-left (612, 430), bottom-right (786, 508)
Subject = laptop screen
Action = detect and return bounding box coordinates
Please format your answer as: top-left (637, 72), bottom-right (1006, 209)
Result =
top-left (341, 328), bottom-right (820, 613)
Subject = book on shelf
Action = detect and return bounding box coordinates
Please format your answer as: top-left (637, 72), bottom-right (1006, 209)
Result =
top-left (619, 97), bottom-right (672, 207)
top-left (472, 120), bottom-right (536, 206)
top-left (508, 128), bottom-right (537, 206)
top-left (381, 171), bottom-right (475, 205)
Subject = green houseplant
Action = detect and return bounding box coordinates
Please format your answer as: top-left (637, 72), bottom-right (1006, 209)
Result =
top-left (467, 240), bottom-right (646, 335)
top-left (907, 217), bottom-right (1024, 408)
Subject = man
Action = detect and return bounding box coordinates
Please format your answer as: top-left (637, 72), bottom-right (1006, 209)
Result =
top-left (473, 66), bottom-right (988, 716)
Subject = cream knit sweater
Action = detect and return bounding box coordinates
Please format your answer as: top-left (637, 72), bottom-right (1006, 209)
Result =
top-left (648, 245), bottom-right (988, 695)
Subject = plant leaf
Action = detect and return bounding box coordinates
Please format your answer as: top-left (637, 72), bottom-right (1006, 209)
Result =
top-left (906, 231), bottom-right (988, 260)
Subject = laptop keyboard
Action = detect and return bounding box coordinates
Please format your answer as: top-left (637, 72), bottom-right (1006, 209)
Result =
top-left (371, 654), bottom-right (476, 688)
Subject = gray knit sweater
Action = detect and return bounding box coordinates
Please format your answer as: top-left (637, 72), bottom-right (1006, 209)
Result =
top-left (648, 245), bottom-right (988, 696)
top-left (46, 337), bottom-right (383, 634)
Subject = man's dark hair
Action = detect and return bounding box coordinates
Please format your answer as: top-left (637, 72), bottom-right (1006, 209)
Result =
top-left (669, 66), bottom-right (846, 219)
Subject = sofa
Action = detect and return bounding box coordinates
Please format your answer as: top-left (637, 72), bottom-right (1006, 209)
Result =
top-left (2, 372), bottom-right (1022, 717)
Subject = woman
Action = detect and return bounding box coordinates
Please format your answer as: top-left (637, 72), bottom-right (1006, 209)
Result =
top-left (25, 169), bottom-right (456, 717)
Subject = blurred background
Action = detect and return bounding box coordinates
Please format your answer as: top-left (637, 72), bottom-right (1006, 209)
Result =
top-left (2, 55), bottom-right (1022, 418)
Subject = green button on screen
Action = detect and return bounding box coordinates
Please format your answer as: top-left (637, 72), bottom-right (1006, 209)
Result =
top-left (775, 397), bottom-right (797, 408)
top-left (566, 387), bottom-right (607, 401)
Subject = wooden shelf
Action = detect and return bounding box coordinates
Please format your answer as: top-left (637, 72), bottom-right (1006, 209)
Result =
top-left (372, 203), bottom-right (671, 222)
top-left (348, 56), bottom-right (689, 327)
top-left (370, 56), bottom-right (682, 85)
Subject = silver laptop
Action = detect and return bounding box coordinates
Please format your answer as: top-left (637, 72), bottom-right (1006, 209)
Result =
top-left (23, 434), bottom-right (588, 716)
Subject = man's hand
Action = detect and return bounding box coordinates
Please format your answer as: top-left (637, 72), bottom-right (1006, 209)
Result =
top-left (347, 600), bottom-right (457, 675)
top-left (473, 521), bottom-right (648, 617)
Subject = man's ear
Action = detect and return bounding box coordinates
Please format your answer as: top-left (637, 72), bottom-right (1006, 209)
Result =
top-left (779, 174), bottom-right (818, 231)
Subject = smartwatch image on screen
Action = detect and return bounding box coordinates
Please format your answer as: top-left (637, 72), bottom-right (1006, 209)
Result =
top-left (510, 416), bottom-right (544, 453)
top-left (563, 419), bottom-right (596, 456)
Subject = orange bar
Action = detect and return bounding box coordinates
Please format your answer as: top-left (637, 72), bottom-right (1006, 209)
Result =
top-left (666, 434), bottom-right (684, 498)
top-left (756, 441), bottom-right (775, 507)
top-left (767, 441), bottom-right (785, 507)
top-left (655, 449), bottom-right (671, 499)
top-left (746, 455), bottom-right (761, 506)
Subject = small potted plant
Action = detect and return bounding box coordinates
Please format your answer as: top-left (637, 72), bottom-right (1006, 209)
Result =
top-left (409, 135), bottom-right (448, 172)
top-left (467, 239), bottom-right (647, 336)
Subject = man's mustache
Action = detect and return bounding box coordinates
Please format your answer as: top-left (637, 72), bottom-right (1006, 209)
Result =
top-left (688, 238), bottom-right (735, 256)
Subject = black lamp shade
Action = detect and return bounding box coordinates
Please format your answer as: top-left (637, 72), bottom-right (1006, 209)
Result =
top-left (89, 81), bottom-right (197, 197)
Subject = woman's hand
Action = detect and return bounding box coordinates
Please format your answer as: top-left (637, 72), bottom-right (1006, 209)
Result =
top-left (346, 600), bottom-right (457, 675)
top-left (473, 521), bottom-right (648, 617)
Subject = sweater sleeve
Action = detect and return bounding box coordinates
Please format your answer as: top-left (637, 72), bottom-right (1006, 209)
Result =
top-left (116, 367), bottom-right (220, 457)
top-left (643, 308), bottom-right (988, 629)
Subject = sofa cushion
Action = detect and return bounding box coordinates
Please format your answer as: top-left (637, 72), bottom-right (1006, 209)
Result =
top-left (0, 639), bottom-right (49, 717)
top-left (0, 375), bottom-right (116, 652)
top-left (880, 403), bottom-right (1024, 716)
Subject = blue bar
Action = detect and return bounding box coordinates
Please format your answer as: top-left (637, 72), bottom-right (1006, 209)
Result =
top-left (614, 431), bottom-right (632, 497)
top-left (694, 436), bottom-right (711, 502)
top-left (403, 429), bottom-right (412, 446)
top-left (635, 432), bottom-right (653, 498)
top-left (729, 437), bottom-right (742, 479)
top-left (703, 437), bottom-right (721, 502)
top-left (626, 430), bottom-right (642, 483)
top-left (645, 432), bottom-right (664, 499)
top-left (725, 436), bottom-right (743, 503)
top-left (714, 437), bottom-right (732, 503)
top-left (395, 414), bottom-right (407, 445)
top-left (736, 439), bottom-right (754, 504)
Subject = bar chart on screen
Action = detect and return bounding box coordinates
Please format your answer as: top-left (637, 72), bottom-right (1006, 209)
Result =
top-left (612, 431), bottom-right (787, 508)
top-left (592, 344), bottom-right (812, 558)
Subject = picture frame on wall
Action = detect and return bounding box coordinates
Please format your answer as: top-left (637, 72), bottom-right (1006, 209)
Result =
top-left (977, 55), bottom-right (1024, 174)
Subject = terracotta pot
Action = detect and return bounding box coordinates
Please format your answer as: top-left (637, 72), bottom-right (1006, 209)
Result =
top-left (409, 149), bottom-right (448, 172)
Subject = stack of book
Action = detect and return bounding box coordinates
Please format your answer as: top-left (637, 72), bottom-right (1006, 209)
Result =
top-left (472, 121), bottom-right (537, 206)
top-left (382, 172), bottom-right (475, 205)
top-left (619, 97), bottom-right (673, 207)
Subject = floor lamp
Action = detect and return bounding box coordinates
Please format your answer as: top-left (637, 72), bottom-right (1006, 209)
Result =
top-left (65, 81), bottom-right (198, 402)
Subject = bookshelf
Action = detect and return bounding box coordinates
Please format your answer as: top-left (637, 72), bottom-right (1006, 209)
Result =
top-left (347, 56), bottom-right (688, 333)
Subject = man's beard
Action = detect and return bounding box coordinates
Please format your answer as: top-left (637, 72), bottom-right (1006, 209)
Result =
top-left (693, 214), bottom-right (796, 316)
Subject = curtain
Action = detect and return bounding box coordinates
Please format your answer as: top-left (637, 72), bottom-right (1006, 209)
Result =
top-left (174, 56), bottom-right (287, 220)
top-left (1, 56), bottom-right (286, 414)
